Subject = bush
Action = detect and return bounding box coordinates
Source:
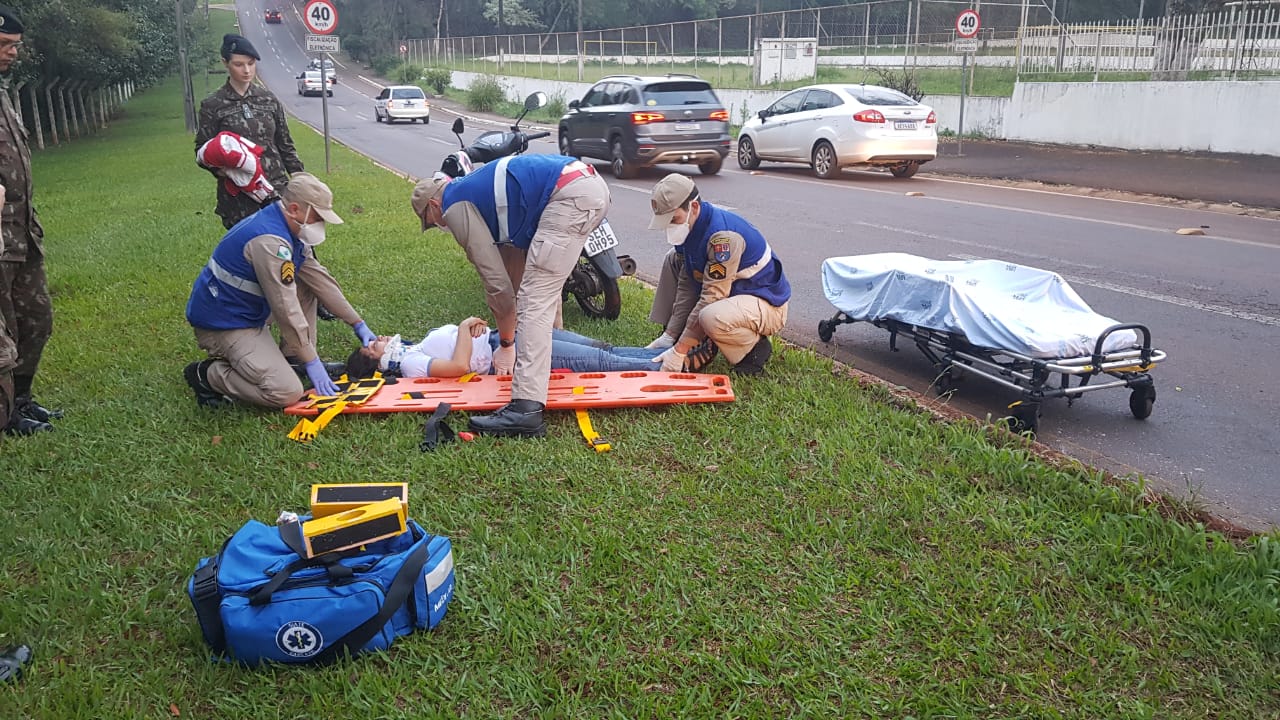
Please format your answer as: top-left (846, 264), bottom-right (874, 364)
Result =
top-left (370, 54), bottom-right (401, 77)
top-left (423, 67), bottom-right (452, 95)
top-left (394, 63), bottom-right (424, 85)
top-left (543, 92), bottom-right (566, 119)
top-left (870, 67), bottom-right (924, 101)
top-left (466, 75), bottom-right (506, 113)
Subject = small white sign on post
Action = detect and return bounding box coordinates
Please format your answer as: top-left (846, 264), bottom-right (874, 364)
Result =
top-left (306, 34), bottom-right (341, 54)
top-left (954, 38), bottom-right (978, 53)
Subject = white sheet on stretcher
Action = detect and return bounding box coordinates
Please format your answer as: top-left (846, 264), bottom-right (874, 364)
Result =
top-left (821, 253), bottom-right (1139, 359)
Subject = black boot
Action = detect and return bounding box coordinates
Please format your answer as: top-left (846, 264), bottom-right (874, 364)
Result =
top-left (468, 399), bottom-right (547, 438)
top-left (285, 357), bottom-right (346, 381)
top-left (13, 374), bottom-right (62, 422)
top-left (731, 336), bottom-right (773, 376)
top-left (183, 360), bottom-right (232, 409)
top-left (4, 414), bottom-right (53, 436)
top-left (0, 645), bottom-right (32, 683)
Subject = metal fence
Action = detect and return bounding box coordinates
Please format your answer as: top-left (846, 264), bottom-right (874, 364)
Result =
top-left (9, 78), bottom-right (137, 151)
top-left (1020, 4), bottom-right (1280, 80)
top-left (402, 0), bottom-right (1278, 91)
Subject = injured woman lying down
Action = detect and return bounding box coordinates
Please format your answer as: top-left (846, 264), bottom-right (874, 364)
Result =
top-left (345, 317), bottom-right (684, 379)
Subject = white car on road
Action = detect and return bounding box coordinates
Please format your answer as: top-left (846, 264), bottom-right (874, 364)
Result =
top-left (373, 85), bottom-right (430, 124)
top-left (296, 70), bottom-right (334, 97)
top-left (737, 83), bottom-right (937, 179)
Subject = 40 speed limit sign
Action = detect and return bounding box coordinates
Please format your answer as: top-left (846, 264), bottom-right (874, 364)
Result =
top-left (303, 0), bottom-right (339, 35)
top-left (955, 9), bottom-right (980, 39)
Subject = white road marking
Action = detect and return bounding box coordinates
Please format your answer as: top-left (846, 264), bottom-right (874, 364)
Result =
top-left (773, 173), bottom-right (1278, 251)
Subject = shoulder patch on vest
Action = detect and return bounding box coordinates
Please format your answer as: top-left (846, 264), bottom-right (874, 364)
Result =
top-left (280, 261), bottom-right (296, 285)
top-left (711, 241), bottom-right (731, 263)
top-left (706, 262), bottom-right (727, 280)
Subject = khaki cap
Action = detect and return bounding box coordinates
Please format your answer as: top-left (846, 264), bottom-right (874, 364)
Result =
top-left (411, 175), bottom-right (451, 230)
top-left (285, 172), bottom-right (343, 224)
top-left (648, 173), bottom-right (699, 230)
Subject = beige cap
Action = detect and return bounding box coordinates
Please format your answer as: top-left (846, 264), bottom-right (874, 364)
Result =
top-left (284, 172), bottom-right (343, 224)
top-left (411, 175), bottom-right (451, 231)
top-left (648, 174), bottom-right (698, 230)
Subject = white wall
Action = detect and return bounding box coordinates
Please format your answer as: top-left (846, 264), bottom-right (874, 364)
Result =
top-left (1005, 81), bottom-right (1280, 155)
top-left (451, 71), bottom-right (1279, 157)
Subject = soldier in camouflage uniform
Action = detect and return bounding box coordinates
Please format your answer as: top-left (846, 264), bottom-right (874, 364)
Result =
top-left (196, 34), bottom-right (304, 230)
top-left (0, 5), bottom-right (56, 436)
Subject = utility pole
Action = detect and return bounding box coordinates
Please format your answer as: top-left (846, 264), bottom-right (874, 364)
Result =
top-left (576, 0), bottom-right (583, 81)
top-left (175, 0), bottom-right (195, 133)
top-left (498, 0), bottom-right (505, 71)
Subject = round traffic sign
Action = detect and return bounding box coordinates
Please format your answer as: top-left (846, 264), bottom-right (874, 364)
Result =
top-left (303, 0), bottom-right (338, 35)
top-left (955, 9), bottom-right (981, 39)
top-left (399, 43), bottom-right (408, 55)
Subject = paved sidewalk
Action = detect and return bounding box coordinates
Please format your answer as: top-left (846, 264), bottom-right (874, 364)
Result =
top-left (926, 139), bottom-right (1280, 210)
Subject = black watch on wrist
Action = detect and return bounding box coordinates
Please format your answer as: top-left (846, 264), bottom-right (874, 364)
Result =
top-left (499, 337), bottom-right (515, 348)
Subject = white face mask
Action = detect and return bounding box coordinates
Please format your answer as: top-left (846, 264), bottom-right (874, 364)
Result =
top-left (665, 215), bottom-right (691, 246)
top-left (296, 206), bottom-right (326, 246)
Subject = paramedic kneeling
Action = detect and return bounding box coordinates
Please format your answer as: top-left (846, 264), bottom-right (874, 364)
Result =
top-left (411, 154), bottom-right (610, 438)
top-left (648, 174), bottom-right (790, 375)
top-left (184, 174), bottom-right (377, 409)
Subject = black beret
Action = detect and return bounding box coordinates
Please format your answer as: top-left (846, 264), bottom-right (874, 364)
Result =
top-left (0, 5), bottom-right (25, 35)
top-left (221, 33), bottom-right (260, 61)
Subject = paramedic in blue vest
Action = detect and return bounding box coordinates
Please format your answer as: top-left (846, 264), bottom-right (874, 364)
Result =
top-left (411, 155), bottom-right (610, 438)
top-left (648, 174), bottom-right (790, 375)
top-left (184, 173), bottom-right (377, 409)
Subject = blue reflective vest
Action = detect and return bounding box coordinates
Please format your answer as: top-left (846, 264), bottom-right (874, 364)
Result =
top-left (442, 154), bottom-right (576, 250)
top-left (186, 202), bottom-right (304, 330)
top-left (680, 202), bottom-right (790, 307)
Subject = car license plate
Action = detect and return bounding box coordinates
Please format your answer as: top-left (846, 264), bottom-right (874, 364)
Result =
top-left (674, 122), bottom-right (701, 131)
top-left (583, 219), bottom-right (619, 257)
top-left (894, 121), bottom-right (918, 130)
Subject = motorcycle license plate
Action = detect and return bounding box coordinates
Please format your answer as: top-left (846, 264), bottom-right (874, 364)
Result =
top-left (583, 220), bottom-right (619, 257)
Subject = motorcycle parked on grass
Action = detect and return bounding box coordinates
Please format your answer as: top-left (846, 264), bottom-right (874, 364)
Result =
top-left (439, 92), bottom-right (635, 321)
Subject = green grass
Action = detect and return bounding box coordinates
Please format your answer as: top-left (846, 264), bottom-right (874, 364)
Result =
top-left (3, 37), bottom-right (1280, 720)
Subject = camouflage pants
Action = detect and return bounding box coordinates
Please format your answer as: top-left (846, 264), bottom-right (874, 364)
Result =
top-left (0, 253), bottom-right (53, 378)
top-left (0, 310), bottom-right (14, 428)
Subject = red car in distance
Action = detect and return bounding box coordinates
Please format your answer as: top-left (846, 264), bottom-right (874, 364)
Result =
top-left (265, 9), bottom-right (283, 24)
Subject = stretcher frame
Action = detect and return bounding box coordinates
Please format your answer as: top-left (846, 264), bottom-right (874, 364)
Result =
top-left (817, 313), bottom-right (1167, 434)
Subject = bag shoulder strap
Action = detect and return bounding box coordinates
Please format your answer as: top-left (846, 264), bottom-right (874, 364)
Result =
top-left (313, 537), bottom-right (431, 665)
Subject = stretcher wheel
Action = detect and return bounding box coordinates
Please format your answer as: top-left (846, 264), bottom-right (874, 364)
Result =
top-left (1129, 385), bottom-right (1156, 420)
top-left (1005, 402), bottom-right (1039, 436)
top-left (817, 320), bottom-right (835, 343)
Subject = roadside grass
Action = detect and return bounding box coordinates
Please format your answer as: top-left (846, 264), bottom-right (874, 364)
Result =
top-left (3, 67), bottom-right (1280, 720)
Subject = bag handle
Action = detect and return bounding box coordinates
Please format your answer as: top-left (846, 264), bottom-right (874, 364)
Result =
top-left (248, 551), bottom-right (354, 606)
top-left (312, 537), bottom-right (431, 665)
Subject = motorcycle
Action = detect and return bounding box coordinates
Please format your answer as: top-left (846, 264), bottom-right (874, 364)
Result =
top-left (439, 92), bottom-right (635, 321)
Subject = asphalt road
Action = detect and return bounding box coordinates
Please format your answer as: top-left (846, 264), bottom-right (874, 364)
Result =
top-left (233, 2), bottom-right (1280, 531)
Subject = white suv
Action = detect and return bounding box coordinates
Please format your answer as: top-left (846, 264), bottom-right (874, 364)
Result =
top-left (374, 86), bottom-right (430, 124)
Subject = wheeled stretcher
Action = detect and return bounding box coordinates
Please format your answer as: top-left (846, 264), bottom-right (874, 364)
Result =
top-left (818, 253), bottom-right (1167, 434)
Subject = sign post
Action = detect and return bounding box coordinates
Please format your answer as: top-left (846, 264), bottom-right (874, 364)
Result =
top-left (303, 0), bottom-right (339, 173)
top-left (954, 9), bottom-right (980, 157)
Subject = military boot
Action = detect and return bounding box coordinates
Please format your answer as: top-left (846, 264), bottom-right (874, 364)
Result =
top-left (468, 399), bottom-right (547, 438)
top-left (0, 645), bottom-right (32, 683)
top-left (731, 336), bottom-right (773, 376)
top-left (12, 375), bottom-right (62, 422)
top-left (184, 360), bottom-right (232, 409)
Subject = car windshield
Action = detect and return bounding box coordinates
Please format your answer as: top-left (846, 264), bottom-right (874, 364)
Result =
top-left (391, 88), bottom-right (424, 100)
top-left (843, 86), bottom-right (917, 107)
top-left (642, 82), bottom-right (718, 106)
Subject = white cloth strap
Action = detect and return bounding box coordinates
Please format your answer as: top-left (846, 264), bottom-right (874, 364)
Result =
top-left (207, 258), bottom-right (263, 297)
top-left (492, 155), bottom-right (514, 245)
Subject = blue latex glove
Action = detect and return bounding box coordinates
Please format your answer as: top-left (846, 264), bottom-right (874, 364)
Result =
top-left (304, 358), bottom-right (341, 397)
top-left (353, 321), bottom-right (377, 347)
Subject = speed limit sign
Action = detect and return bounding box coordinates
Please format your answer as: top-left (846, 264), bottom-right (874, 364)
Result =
top-left (303, 0), bottom-right (339, 35)
top-left (955, 9), bottom-right (980, 39)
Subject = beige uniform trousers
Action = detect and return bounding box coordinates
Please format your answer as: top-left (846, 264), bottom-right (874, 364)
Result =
top-left (511, 173), bottom-right (610, 402)
top-left (697, 295), bottom-right (789, 364)
top-left (194, 326), bottom-right (304, 409)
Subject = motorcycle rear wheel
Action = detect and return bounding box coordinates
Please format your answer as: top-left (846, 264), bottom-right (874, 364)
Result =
top-left (567, 257), bottom-right (622, 320)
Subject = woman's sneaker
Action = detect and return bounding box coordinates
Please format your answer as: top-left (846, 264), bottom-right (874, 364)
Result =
top-left (682, 339), bottom-right (719, 372)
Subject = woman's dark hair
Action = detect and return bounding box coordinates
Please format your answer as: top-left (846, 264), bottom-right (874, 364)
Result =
top-left (345, 348), bottom-right (378, 379)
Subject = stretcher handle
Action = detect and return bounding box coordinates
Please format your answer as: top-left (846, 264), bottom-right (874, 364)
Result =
top-left (1093, 323), bottom-right (1153, 369)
